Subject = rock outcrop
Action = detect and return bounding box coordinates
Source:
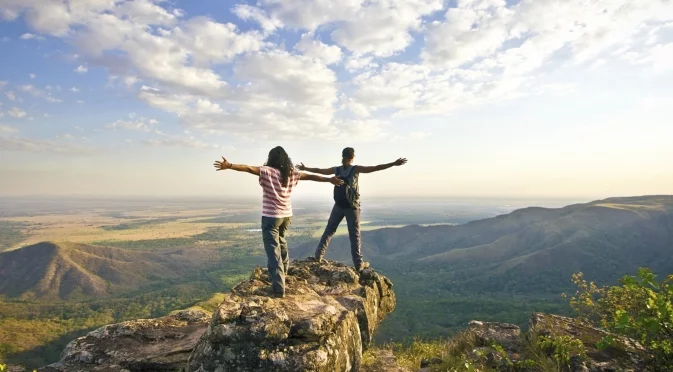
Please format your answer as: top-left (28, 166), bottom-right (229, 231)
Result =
top-left (529, 313), bottom-right (645, 371)
top-left (40, 259), bottom-right (395, 372)
top-left (41, 309), bottom-right (211, 372)
top-left (187, 259), bottom-right (396, 372)
top-left (460, 313), bottom-right (646, 372)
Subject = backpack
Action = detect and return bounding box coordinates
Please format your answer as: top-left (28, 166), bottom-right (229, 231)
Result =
top-left (333, 166), bottom-right (359, 209)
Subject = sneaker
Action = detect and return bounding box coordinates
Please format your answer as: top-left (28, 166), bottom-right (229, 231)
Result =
top-left (355, 261), bottom-right (370, 271)
top-left (307, 256), bottom-right (324, 263)
top-left (272, 292), bottom-right (285, 299)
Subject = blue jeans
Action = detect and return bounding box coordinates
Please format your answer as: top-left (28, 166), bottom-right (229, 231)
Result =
top-left (314, 205), bottom-right (363, 267)
top-left (261, 216), bottom-right (291, 295)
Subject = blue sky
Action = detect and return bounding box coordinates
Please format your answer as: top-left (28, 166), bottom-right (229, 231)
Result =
top-left (0, 0), bottom-right (672, 199)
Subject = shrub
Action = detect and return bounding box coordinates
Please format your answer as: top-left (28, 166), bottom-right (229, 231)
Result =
top-left (568, 268), bottom-right (673, 369)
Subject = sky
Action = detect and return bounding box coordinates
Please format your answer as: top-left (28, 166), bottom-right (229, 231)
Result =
top-left (0, 0), bottom-right (672, 199)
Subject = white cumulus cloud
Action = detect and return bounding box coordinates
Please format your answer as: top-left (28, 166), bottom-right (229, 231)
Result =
top-left (8, 107), bottom-right (27, 118)
top-left (294, 33), bottom-right (343, 65)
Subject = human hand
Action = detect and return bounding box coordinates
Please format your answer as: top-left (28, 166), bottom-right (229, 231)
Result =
top-left (296, 162), bottom-right (306, 171)
top-left (330, 176), bottom-right (345, 186)
top-left (394, 158), bottom-right (407, 166)
top-left (213, 156), bottom-right (232, 171)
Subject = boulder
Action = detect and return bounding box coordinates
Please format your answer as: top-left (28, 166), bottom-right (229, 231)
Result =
top-left (186, 259), bottom-right (396, 372)
top-left (530, 313), bottom-right (646, 372)
top-left (40, 309), bottom-right (211, 372)
top-left (467, 320), bottom-right (521, 355)
top-left (458, 313), bottom-right (647, 372)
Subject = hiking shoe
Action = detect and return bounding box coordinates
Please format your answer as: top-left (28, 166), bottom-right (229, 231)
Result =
top-left (271, 292), bottom-right (285, 299)
top-left (307, 256), bottom-right (324, 263)
top-left (355, 261), bottom-right (370, 272)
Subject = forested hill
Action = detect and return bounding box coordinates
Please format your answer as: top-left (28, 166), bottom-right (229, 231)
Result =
top-left (0, 241), bottom-right (221, 301)
top-left (296, 195), bottom-right (673, 291)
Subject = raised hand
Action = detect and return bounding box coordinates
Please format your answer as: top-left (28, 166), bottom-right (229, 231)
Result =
top-left (330, 176), bottom-right (345, 186)
top-left (296, 162), bottom-right (306, 171)
top-left (213, 156), bottom-right (232, 171)
top-left (394, 158), bottom-right (408, 166)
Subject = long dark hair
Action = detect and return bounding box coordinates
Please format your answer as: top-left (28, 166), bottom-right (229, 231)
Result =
top-left (265, 146), bottom-right (294, 187)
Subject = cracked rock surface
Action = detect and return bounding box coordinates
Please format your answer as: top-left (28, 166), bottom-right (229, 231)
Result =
top-left (187, 259), bottom-right (396, 372)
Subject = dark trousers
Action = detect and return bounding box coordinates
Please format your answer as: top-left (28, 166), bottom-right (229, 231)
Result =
top-left (315, 204), bottom-right (363, 267)
top-left (261, 216), bottom-right (291, 295)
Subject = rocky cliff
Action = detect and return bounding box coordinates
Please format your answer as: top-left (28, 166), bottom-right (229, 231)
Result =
top-left (187, 259), bottom-right (396, 371)
top-left (41, 259), bottom-right (396, 372)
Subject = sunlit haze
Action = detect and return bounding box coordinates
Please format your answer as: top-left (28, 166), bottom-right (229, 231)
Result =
top-left (0, 0), bottom-right (672, 199)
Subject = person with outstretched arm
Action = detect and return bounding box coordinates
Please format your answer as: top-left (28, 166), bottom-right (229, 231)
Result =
top-left (297, 147), bottom-right (407, 271)
top-left (213, 146), bottom-right (344, 298)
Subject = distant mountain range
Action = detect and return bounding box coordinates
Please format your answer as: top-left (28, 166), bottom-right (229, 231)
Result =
top-left (0, 241), bottom-right (219, 301)
top-left (295, 195), bottom-right (673, 292)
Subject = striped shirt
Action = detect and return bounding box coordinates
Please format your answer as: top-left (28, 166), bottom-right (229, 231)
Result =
top-left (259, 166), bottom-right (301, 218)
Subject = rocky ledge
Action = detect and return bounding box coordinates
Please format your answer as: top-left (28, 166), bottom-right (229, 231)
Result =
top-left (41, 259), bottom-right (395, 372)
top-left (40, 309), bottom-right (211, 372)
top-left (418, 313), bottom-right (646, 372)
top-left (187, 259), bottom-right (396, 371)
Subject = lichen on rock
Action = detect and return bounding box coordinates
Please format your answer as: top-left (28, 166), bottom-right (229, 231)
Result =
top-left (40, 309), bottom-right (212, 372)
top-left (187, 259), bottom-right (396, 372)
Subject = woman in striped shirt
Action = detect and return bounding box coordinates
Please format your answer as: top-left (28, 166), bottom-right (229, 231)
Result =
top-left (213, 146), bottom-right (343, 298)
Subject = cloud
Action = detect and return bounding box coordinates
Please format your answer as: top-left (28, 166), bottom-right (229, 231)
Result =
top-left (70, 13), bottom-right (260, 97)
top-left (8, 107), bottom-right (27, 118)
top-left (29, 73), bottom-right (36, 79)
top-left (113, 0), bottom-right (177, 26)
top-left (2, 0), bottom-right (671, 143)
top-left (145, 137), bottom-right (218, 149)
top-left (344, 0), bottom-right (673, 117)
top-left (294, 33), bottom-right (343, 65)
top-left (344, 56), bottom-right (377, 72)
top-left (639, 96), bottom-right (673, 111)
top-left (5, 91), bottom-right (16, 101)
top-left (251, 0), bottom-right (361, 30)
top-left (20, 33), bottom-right (43, 40)
top-left (70, 87), bottom-right (79, 92)
top-left (1, 36), bottom-right (9, 42)
top-left (105, 117), bottom-right (159, 132)
top-left (75, 65), bottom-right (88, 73)
top-left (56, 133), bottom-right (75, 140)
top-left (0, 136), bottom-right (95, 154)
top-left (0, 124), bottom-right (17, 133)
top-left (249, 0), bottom-right (443, 57)
top-left (18, 84), bottom-right (62, 103)
top-left (124, 76), bottom-right (139, 87)
top-left (330, 0), bottom-right (444, 57)
top-left (409, 131), bottom-right (430, 140)
top-left (233, 4), bottom-right (282, 33)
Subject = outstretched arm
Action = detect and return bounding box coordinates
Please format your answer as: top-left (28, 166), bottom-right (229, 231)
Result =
top-left (296, 163), bottom-right (334, 175)
top-left (213, 156), bottom-right (260, 175)
top-left (300, 172), bottom-right (344, 186)
top-left (357, 158), bottom-right (407, 174)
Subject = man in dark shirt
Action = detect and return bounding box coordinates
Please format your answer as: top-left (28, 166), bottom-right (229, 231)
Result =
top-left (297, 147), bottom-right (407, 271)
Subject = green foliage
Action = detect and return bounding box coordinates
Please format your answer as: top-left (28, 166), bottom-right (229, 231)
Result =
top-left (101, 217), bottom-right (179, 231)
top-left (569, 268), bottom-right (673, 369)
top-left (367, 332), bottom-right (499, 372)
top-left (537, 335), bottom-right (586, 368)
